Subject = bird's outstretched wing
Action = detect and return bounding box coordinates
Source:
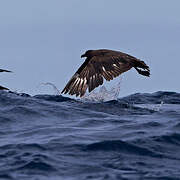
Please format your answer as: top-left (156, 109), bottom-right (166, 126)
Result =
top-left (0, 85), bottom-right (9, 90)
top-left (61, 51), bottom-right (134, 97)
top-left (0, 68), bottom-right (12, 90)
top-left (0, 69), bottom-right (12, 73)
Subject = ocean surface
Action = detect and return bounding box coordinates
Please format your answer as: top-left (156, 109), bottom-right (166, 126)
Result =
top-left (0, 90), bottom-right (180, 180)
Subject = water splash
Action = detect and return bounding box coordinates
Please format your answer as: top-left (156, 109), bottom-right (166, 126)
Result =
top-left (81, 80), bottom-right (122, 102)
top-left (153, 101), bottom-right (164, 111)
top-left (40, 82), bottom-right (61, 95)
top-left (39, 80), bottom-right (121, 102)
top-left (135, 101), bottom-right (164, 112)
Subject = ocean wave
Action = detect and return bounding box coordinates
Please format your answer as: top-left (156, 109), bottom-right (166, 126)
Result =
top-left (152, 133), bottom-right (180, 145)
top-left (16, 160), bottom-right (56, 172)
top-left (0, 90), bottom-right (180, 105)
top-left (84, 140), bottom-right (163, 158)
top-left (0, 90), bottom-right (180, 179)
top-left (121, 91), bottom-right (180, 104)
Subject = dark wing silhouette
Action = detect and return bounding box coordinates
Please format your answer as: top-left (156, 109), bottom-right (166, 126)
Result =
top-left (0, 68), bottom-right (12, 90)
top-left (61, 50), bottom-right (135, 97)
top-left (0, 69), bottom-right (12, 72)
top-left (0, 85), bottom-right (9, 90)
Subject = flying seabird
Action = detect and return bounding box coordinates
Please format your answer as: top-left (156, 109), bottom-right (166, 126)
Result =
top-left (0, 85), bottom-right (9, 90)
top-left (0, 69), bottom-right (11, 73)
top-left (61, 49), bottom-right (150, 97)
top-left (0, 68), bottom-right (12, 90)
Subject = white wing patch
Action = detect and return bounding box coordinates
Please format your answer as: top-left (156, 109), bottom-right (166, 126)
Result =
top-left (74, 77), bottom-right (80, 86)
top-left (79, 78), bottom-right (83, 86)
top-left (84, 78), bottom-right (87, 84)
top-left (93, 74), bottom-right (96, 81)
top-left (113, 64), bottom-right (118, 68)
top-left (102, 66), bottom-right (106, 71)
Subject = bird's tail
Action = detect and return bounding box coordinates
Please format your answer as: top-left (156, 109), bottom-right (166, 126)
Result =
top-left (133, 59), bottom-right (150, 77)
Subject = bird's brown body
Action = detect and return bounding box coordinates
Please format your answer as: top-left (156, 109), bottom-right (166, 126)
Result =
top-left (61, 49), bottom-right (150, 97)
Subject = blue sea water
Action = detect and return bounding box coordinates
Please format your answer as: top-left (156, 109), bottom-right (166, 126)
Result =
top-left (0, 90), bottom-right (180, 180)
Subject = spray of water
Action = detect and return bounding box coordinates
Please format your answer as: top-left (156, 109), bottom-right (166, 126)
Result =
top-left (81, 79), bottom-right (122, 102)
top-left (39, 82), bottom-right (61, 95)
top-left (39, 78), bottom-right (122, 102)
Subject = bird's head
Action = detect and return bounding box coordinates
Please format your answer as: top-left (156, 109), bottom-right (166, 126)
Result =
top-left (81, 50), bottom-right (93, 58)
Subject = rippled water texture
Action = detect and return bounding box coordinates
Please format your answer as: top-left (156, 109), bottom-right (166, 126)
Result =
top-left (0, 91), bottom-right (180, 180)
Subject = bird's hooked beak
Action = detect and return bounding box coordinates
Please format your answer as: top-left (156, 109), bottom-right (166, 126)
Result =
top-left (81, 54), bottom-right (86, 58)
